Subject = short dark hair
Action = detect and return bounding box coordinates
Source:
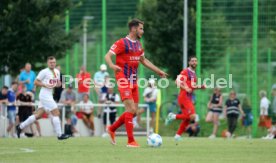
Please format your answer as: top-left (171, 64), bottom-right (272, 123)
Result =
top-left (2, 86), bottom-right (8, 90)
top-left (47, 56), bottom-right (56, 61)
top-left (188, 55), bottom-right (197, 62)
top-left (11, 81), bottom-right (18, 85)
top-left (128, 18), bottom-right (144, 30)
top-left (83, 93), bottom-right (89, 98)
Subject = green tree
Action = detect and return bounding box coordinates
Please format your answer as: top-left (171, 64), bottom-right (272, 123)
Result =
top-left (138, 0), bottom-right (230, 78)
top-left (0, 0), bottom-right (77, 75)
top-left (138, 0), bottom-right (187, 78)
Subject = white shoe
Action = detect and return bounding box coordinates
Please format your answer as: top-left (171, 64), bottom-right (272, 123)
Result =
top-left (262, 134), bottom-right (274, 140)
top-left (208, 134), bottom-right (216, 139)
top-left (133, 119), bottom-right (140, 128)
top-left (20, 133), bottom-right (27, 138)
top-left (102, 132), bottom-right (108, 138)
top-left (174, 134), bottom-right (182, 142)
top-left (165, 113), bottom-right (175, 125)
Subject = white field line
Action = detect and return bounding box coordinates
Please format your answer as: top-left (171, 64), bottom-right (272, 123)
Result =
top-left (0, 148), bottom-right (35, 155)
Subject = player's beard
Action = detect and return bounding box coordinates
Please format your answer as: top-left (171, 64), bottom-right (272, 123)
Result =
top-left (191, 64), bottom-right (197, 70)
top-left (136, 32), bottom-right (142, 39)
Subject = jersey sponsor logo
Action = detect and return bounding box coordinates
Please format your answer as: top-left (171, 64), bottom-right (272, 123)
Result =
top-left (49, 79), bottom-right (58, 85)
top-left (129, 56), bottom-right (140, 61)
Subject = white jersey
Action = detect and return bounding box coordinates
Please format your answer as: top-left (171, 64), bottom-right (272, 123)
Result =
top-left (260, 97), bottom-right (270, 116)
top-left (37, 68), bottom-right (60, 100)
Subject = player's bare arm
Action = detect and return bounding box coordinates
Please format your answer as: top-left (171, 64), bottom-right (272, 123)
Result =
top-left (105, 52), bottom-right (122, 72)
top-left (34, 79), bottom-right (45, 87)
top-left (139, 55), bottom-right (168, 78)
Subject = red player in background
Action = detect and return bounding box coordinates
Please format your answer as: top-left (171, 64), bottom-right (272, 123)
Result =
top-left (105, 18), bottom-right (168, 147)
top-left (165, 56), bottom-right (205, 141)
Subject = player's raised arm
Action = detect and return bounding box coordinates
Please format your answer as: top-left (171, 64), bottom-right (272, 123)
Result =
top-left (105, 51), bottom-right (122, 72)
top-left (139, 55), bottom-right (168, 78)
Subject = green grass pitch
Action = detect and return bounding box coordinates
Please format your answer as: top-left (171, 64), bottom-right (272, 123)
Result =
top-left (0, 137), bottom-right (275, 163)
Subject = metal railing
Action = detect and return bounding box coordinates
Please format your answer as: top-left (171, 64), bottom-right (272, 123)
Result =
top-left (0, 103), bottom-right (150, 137)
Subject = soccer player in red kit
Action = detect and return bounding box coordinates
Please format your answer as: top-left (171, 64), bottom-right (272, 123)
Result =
top-left (165, 56), bottom-right (205, 141)
top-left (105, 19), bottom-right (168, 147)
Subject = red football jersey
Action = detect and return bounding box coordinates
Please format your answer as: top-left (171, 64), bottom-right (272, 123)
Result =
top-left (178, 68), bottom-right (197, 95)
top-left (109, 36), bottom-right (144, 84)
top-left (76, 72), bottom-right (91, 93)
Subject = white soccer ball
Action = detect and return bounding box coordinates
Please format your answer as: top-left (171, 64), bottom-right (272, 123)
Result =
top-left (147, 133), bottom-right (162, 147)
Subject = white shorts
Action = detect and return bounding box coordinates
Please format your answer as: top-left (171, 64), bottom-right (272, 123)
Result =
top-left (38, 98), bottom-right (58, 113)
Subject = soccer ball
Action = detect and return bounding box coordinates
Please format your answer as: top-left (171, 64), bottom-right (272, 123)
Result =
top-left (147, 133), bottom-right (162, 147)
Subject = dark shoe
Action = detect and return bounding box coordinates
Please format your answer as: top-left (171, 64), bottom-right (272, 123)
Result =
top-left (16, 125), bottom-right (22, 138)
top-left (58, 134), bottom-right (70, 140)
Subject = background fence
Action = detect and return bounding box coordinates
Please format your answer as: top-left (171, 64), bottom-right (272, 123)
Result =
top-left (196, 0), bottom-right (276, 137)
top-left (1, 0), bottom-right (275, 137)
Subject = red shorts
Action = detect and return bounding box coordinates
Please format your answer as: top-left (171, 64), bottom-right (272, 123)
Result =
top-left (258, 116), bottom-right (272, 129)
top-left (178, 94), bottom-right (195, 116)
top-left (116, 72), bottom-right (139, 103)
top-left (117, 82), bottom-right (139, 103)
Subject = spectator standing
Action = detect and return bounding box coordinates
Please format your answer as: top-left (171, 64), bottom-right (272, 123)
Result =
top-left (258, 90), bottom-right (271, 130)
top-left (93, 64), bottom-right (109, 97)
top-left (7, 82), bottom-right (18, 137)
top-left (258, 90), bottom-right (275, 140)
top-left (59, 85), bottom-right (79, 136)
top-left (94, 64), bottom-right (109, 118)
top-left (76, 66), bottom-right (91, 102)
top-left (206, 88), bottom-right (223, 139)
top-left (19, 63), bottom-right (36, 93)
top-left (223, 90), bottom-right (245, 138)
top-left (79, 94), bottom-right (94, 135)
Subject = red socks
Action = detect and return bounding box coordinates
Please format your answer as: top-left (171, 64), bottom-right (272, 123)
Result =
top-left (109, 112), bottom-right (135, 143)
top-left (177, 119), bottom-right (190, 135)
top-left (124, 112), bottom-right (135, 143)
top-left (110, 112), bottom-right (126, 132)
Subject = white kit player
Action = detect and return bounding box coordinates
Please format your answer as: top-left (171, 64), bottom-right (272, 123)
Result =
top-left (16, 56), bottom-right (69, 140)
